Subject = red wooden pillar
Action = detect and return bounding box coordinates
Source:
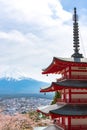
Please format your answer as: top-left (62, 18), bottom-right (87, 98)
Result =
top-left (62, 116), bottom-right (66, 128)
top-left (69, 66), bottom-right (71, 79)
top-left (64, 89), bottom-right (66, 102)
top-left (69, 89), bottom-right (71, 103)
top-left (68, 116), bottom-right (71, 130)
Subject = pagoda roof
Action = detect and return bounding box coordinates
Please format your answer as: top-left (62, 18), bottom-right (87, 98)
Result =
top-left (37, 104), bottom-right (64, 115)
top-left (40, 80), bottom-right (87, 92)
top-left (50, 104), bottom-right (87, 117)
top-left (42, 57), bottom-right (87, 74)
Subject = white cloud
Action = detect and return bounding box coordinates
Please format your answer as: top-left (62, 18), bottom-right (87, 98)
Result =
top-left (0, 0), bottom-right (71, 25)
top-left (0, 0), bottom-right (86, 82)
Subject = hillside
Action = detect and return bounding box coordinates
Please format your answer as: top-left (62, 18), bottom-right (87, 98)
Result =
top-left (0, 77), bottom-right (49, 94)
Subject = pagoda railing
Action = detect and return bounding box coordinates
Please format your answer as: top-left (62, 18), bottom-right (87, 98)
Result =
top-left (56, 121), bottom-right (87, 130)
top-left (71, 125), bottom-right (87, 130)
top-left (71, 75), bottom-right (87, 80)
top-left (57, 75), bottom-right (87, 81)
top-left (57, 98), bottom-right (87, 104)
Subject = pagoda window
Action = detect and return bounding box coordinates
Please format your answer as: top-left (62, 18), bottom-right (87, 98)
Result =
top-left (70, 89), bottom-right (87, 103)
top-left (71, 66), bottom-right (87, 80)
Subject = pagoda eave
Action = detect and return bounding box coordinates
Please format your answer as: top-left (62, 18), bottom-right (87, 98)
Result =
top-left (42, 57), bottom-right (87, 74)
top-left (50, 104), bottom-right (87, 118)
top-left (50, 112), bottom-right (87, 119)
top-left (37, 109), bottom-right (49, 116)
top-left (40, 82), bottom-right (63, 93)
top-left (40, 80), bottom-right (87, 93)
top-left (37, 104), bottom-right (64, 116)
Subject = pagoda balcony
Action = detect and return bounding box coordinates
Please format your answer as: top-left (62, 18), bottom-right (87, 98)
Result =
top-left (55, 121), bottom-right (87, 130)
top-left (70, 125), bottom-right (87, 130)
top-left (57, 75), bottom-right (87, 81)
top-left (56, 98), bottom-right (87, 104)
top-left (70, 75), bottom-right (87, 80)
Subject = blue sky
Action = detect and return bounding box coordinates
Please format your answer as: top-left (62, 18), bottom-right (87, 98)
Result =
top-left (61, 0), bottom-right (87, 11)
top-left (0, 0), bottom-right (87, 82)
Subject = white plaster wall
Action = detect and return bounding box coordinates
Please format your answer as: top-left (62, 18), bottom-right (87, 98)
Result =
top-left (71, 71), bottom-right (87, 75)
top-left (71, 89), bottom-right (87, 92)
top-left (71, 118), bottom-right (87, 125)
top-left (72, 94), bottom-right (87, 98)
top-left (65, 118), bottom-right (68, 125)
top-left (60, 117), bottom-right (62, 124)
top-left (71, 67), bottom-right (87, 70)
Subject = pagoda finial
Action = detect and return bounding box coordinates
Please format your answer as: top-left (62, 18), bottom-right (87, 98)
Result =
top-left (71, 7), bottom-right (83, 60)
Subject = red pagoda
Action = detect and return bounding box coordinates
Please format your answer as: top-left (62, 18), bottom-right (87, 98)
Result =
top-left (38, 8), bottom-right (87, 130)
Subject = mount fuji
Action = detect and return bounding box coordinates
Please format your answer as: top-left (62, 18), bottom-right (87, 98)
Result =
top-left (0, 77), bottom-right (49, 94)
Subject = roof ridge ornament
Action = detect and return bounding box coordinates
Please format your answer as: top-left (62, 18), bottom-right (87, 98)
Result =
top-left (71, 7), bottom-right (83, 61)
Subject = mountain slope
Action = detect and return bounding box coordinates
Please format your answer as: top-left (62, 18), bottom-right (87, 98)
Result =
top-left (0, 78), bottom-right (49, 94)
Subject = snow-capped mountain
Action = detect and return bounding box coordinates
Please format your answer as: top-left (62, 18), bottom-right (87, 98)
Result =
top-left (0, 77), bottom-right (49, 94)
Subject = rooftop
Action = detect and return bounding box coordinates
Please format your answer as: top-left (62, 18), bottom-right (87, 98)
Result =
top-left (50, 104), bottom-right (87, 116)
top-left (42, 57), bottom-right (87, 74)
top-left (40, 80), bottom-right (87, 92)
top-left (37, 104), bottom-right (64, 115)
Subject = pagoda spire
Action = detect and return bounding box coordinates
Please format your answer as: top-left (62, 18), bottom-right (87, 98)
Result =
top-left (71, 7), bottom-right (83, 60)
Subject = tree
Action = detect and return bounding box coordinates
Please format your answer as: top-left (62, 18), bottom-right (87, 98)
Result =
top-left (51, 91), bottom-right (61, 104)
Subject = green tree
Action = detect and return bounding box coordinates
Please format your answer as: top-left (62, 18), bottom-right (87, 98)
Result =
top-left (51, 91), bottom-right (61, 104)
